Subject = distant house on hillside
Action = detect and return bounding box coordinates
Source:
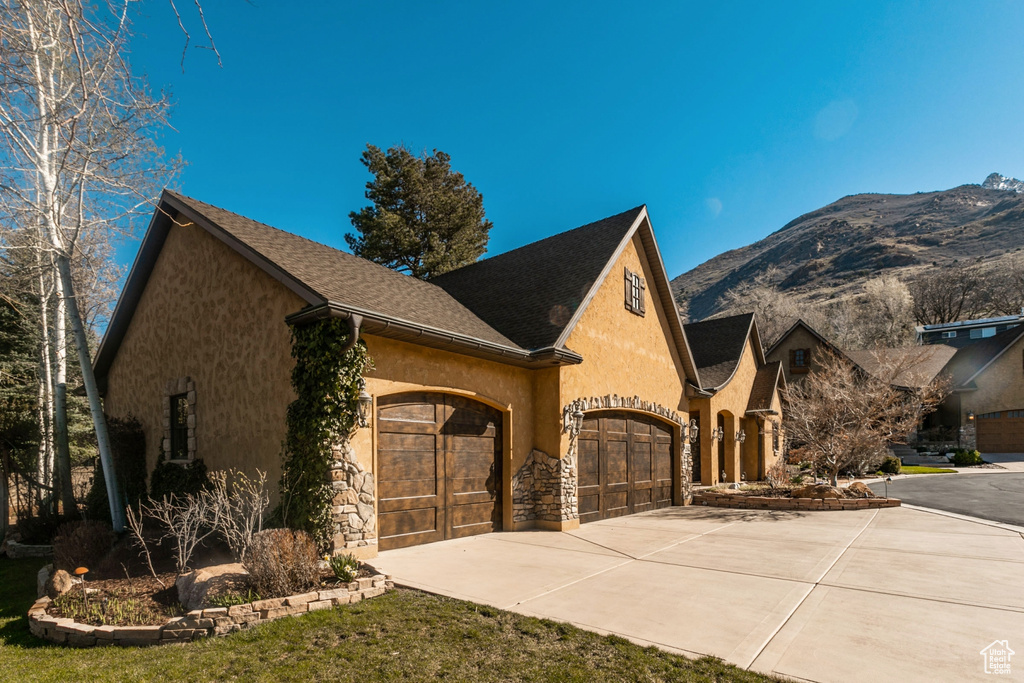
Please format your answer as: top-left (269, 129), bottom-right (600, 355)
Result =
top-left (917, 313), bottom-right (1024, 349)
top-left (767, 319), bottom-right (1024, 453)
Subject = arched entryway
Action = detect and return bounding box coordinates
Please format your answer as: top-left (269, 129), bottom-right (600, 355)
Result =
top-left (376, 392), bottom-right (502, 550)
top-left (576, 410), bottom-right (675, 523)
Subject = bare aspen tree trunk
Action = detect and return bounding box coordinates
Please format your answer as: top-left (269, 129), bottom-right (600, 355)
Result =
top-left (36, 259), bottom-right (56, 511)
top-left (52, 266), bottom-right (75, 515)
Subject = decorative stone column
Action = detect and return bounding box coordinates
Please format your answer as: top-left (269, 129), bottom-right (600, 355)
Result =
top-left (328, 438), bottom-right (376, 554)
top-left (681, 442), bottom-right (693, 503)
top-left (512, 450), bottom-right (578, 524)
top-left (961, 420), bottom-right (977, 450)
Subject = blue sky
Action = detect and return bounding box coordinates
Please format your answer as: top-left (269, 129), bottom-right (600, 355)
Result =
top-left (126, 1), bottom-right (1024, 279)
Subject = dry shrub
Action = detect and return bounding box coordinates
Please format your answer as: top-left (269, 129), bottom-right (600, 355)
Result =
top-left (765, 459), bottom-right (789, 490)
top-left (244, 528), bottom-right (320, 598)
top-left (52, 520), bottom-right (115, 571)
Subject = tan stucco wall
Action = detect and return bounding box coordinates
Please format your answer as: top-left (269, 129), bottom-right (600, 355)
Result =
top-left (356, 335), bottom-right (537, 533)
top-left (957, 338), bottom-right (1024, 419)
top-left (767, 325), bottom-right (828, 385)
top-left (104, 221), bottom-right (306, 499)
top-left (691, 337), bottom-right (777, 485)
top-left (558, 233), bottom-right (690, 515)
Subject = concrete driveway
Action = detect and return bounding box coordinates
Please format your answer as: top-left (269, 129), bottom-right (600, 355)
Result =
top-left (370, 506), bottom-right (1024, 683)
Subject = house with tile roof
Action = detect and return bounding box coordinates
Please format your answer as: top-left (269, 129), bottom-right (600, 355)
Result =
top-left (682, 313), bottom-right (786, 486)
top-left (96, 191), bottom-right (713, 557)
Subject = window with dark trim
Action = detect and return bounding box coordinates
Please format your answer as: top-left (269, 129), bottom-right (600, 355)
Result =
top-left (624, 267), bottom-right (646, 316)
top-left (789, 348), bottom-right (810, 374)
top-left (170, 393), bottom-right (189, 461)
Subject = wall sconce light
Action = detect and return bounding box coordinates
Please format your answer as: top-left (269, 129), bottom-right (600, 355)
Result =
top-left (711, 427), bottom-right (724, 442)
top-left (967, 412), bottom-right (975, 421)
top-left (570, 408), bottom-right (585, 437)
top-left (735, 430), bottom-right (746, 444)
top-left (687, 418), bottom-right (699, 444)
top-left (356, 386), bottom-right (373, 428)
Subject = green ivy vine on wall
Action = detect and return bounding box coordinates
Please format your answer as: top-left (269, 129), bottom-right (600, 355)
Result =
top-left (278, 318), bottom-right (372, 549)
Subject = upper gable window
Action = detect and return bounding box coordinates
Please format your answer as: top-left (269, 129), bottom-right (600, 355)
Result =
top-left (790, 348), bottom-right (810, 374)
top-left (624, 267), bottom-right (646, 317)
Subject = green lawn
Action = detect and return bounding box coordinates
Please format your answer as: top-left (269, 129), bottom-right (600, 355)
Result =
top-left (0, 558), bottom-right (779, 682)
top-left (897, 466), bottom-right (957, 475)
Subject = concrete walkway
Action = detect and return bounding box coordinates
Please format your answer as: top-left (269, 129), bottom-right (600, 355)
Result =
top-left (370, 506), bottom-right (1024, 683)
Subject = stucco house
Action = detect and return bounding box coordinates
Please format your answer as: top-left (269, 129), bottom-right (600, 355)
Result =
top-left (767, 319), bottom-right (1024, 453)
top-left (682, 313), bottom-right (786, 486)
top-left (95, 191), bottom-right (712, 557)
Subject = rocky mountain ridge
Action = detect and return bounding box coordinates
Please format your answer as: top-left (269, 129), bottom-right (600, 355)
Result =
top-left (672, 175), bottom-right (1024, 320)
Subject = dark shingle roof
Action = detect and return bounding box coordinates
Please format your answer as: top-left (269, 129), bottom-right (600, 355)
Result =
top-left (746, 361), bottom-right (782, 412)
top-left (944, 325), bottom-right (1024, 388)
top-left (166, 191), bottom-right (520, 349)
top-left (843, 346), bottom-right (957, 389)
top-left (683, 313), bottom-right (755, 390)
top-left (430, 207), bottom-right (645, 350)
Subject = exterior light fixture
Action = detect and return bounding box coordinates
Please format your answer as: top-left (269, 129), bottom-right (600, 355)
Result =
top-left (687, 418), bottom-right (699, 443)
top-left (571, 408), bottom-right (585, 437)
top-left (711, 427), bottom-right (724, 442)
top-left (356, 386), bottom-right (373, 428)
top-left (884, 475), bottom-right (892, 498)
top-left (967, 412), bottom-right (975, 421)
top-left (736, 430), bottom-right (746, 444)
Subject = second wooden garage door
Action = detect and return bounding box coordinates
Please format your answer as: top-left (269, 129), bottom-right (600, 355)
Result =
top-left (377, 393), bottom-right (502, 550)
top-left (577, 411), bottom-right (674, 523)
top-left (977, 410), bottom-right (1024, 453)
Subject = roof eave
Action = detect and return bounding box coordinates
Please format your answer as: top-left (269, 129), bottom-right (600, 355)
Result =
top-left (287, 302), bottom-right (583, 368)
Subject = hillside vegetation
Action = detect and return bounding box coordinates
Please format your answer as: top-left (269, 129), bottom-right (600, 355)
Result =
top-left (673, 181), bottom-right (1024, 321)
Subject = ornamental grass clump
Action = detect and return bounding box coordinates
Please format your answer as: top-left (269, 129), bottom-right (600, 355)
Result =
top-left (244, 528), bottom-right (320, 598)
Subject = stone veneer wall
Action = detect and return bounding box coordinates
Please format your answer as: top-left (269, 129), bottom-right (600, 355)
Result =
top-left (28, 574), bottom-right (393, 647)
top-left (329, 439), bottom-right (376, 554)
top-left (512, 450), bottom-right (577, 524)
top-left (162, 376), bottom-right (196, 461)
top-left (961, 421), bottom-right (977, 450)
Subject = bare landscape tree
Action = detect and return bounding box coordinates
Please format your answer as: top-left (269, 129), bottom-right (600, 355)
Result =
top-left (783, 349), bottom-right (948, 486)
top-left (718, 266), bottom-right (803, 346)
top-left (909, 262), bottom-right (988, 326)
top-left (855, 275), bottom-right (916, 348)
top-left (0, 0), bottom-right (182, 529)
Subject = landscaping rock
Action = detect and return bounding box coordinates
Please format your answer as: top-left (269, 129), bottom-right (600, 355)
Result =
top-left (791, 484), bottom-right (843, 499)
top-left (175, 563), bottom-right (249, 611)
top-left (845, 482), bottom-right (876, 498)
top-left (37, 564), bottom-right (52, 598)
top-left (45, 569), bottom-right (75, 598)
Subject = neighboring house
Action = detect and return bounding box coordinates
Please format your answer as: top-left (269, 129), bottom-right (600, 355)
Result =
top-left (95, 191), bottom-right (709, 557)
top-left (682, 313), bottom-right (786, 486)
top-left (935, 325), bottom-right (1024, 452)
top-left (917, 313), bottom-right (1024, 348)
top-left (765, 319), bottom-right (842, 385)
top-left (769, 319), bottom-right (1024, 453)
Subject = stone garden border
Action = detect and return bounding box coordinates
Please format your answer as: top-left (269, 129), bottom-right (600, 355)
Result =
top-left (692, 491), bottom-right (901, 511)
top-left (28, 573), bottom-right (393, 647)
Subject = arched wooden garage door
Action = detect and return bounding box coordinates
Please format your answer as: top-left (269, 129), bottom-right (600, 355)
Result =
top-left (577, 411), bottom-right (674, 524)
top-left (977, 410), bottom-right (1024, 453)
top-left (377, 393), bottom-right (502, 550)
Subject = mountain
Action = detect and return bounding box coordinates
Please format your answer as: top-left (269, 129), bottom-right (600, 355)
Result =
top-left (983, 173), bottom-right (1024, 193)
top-left (672, 176), bottom-right (1024, 321)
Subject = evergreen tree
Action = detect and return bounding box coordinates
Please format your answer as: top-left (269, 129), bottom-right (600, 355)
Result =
top-left (346, 145), bottom-right (492, 279)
